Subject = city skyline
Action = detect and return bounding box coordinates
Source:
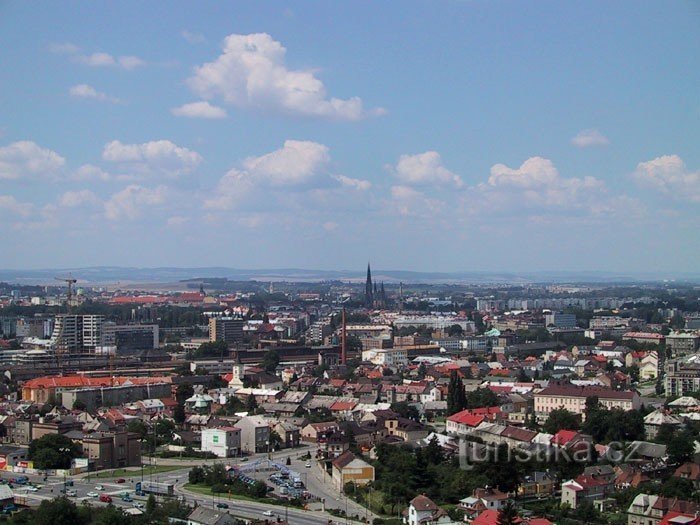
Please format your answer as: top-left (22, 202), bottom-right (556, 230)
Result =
top-left (1, 2), bottom-right (699, 273)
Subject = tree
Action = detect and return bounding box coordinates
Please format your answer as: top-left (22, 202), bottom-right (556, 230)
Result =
top-left (543, 408), bottom-right (579, 435)
top-left (29, 434), bottom-right (82, 469)
top-left (390, 401), bottom-right (420, 421)
top-left (497, 500), bottom-right (518, 525)
top-left (448, 324), bottom-right (463, 337)
top-left (447, 371), bottom-right (467, 415)
top-left (175, 382), bottom-right (194, 404)
top-left (146, 494), bottom-right (157, 516)
top-left (173, 404), bottom-right (186, 425)
top-left (189, 466), bottom-right (205, 484)
top-left (660, 476), bottom-right (695, 498)
top-left (668, 431), bottom-right (695, 464)
top-left (465, 388), bottom-right (499, 409)
top-left (72, 399), bottom-right (87, 411)
top-left (262, 348), bottom-right (280, 373)
top-left (33, 497), bottom-right (86, 525)
top-left (246, 393), bottom-right (258, 412)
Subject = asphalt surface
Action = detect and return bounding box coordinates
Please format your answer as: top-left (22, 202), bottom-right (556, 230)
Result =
top-left (1, 446), bottom-right (376, 525)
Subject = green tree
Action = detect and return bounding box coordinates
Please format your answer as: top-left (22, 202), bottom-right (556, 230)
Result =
top-left (72, 399), bottom-right (87, 411)
top-left (447, 371), bottom-right (467, 415)
top-left (33, 497), bottom-right (86, 525)
top-left (668, 431), bottom-right (695, 464)
top-left (448, 324), bottom-right (463, 337)
top-left (262, 348), bottom-right (280, 372)
top-left (173, 403), bottom-right (186, 425)
top-left (29, 434), bottom-right (82, 469)
top-left (246, 393), bottom-right (258, 412)
top-left (497, 500), bottom-right (518, 525)
top-left (660, 476), bottom-right (695, 498)
top-left (543, 408), bottom-right (580, 435)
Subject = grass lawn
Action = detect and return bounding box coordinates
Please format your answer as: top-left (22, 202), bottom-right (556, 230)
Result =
top-left (183, 484), bottom-right (306, 508)
top-left (91, 465), bottom-right (181, 479)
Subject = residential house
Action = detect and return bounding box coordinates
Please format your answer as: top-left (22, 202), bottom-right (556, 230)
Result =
top-left (201, 427), bottom-right (241, 458)
top-left (560, 475), bottom-right (611, 509)
top-left (331, 450), bottom-right (375, 490)
top-left (674, 463), bottom-right (700, 490)
top-left (236, 415), bottom-right (270, 455)
top-left (403, 495), bottom-right (454, 525)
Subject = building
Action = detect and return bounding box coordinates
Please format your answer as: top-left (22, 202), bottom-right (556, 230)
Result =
top-left (61, 382), bottom-right (172, 411)
top-left (209, 317), bottom-right (244, 345)
top-left (331, 451), bottom-right (375, 490)
top-left (101, 323), bottom-right (159, 354)
top-left (236, 415), bottom-right (270, 454)
top-left (534, 384), bottom-right (640, 420)
top-left (404, 495), bottom-right (453, 525)
top-left (361, 347), bottom-right (408, 367)
top-left (560, 475), bottom-right (611, 509)
top-left (643, 409), bottom-right (683, 440)
top-left (49, 315), bottom-right (104, 352)
top-left (666, 332), bottom-right (700, 357)
top-left (665, 359), bottom-right (700, 397)
top-left (622, 332), bottom-right (665, 346)
top-left (545, 312), bottom-right (577, 329)
top-left (627, 494), bottom-right (700, 525)
top-left (201, 427), bottom-right (241, 458)
top-left (187, 507), bottom-right (237, 525)
top-left (80, 430), bottom-right (141, 470)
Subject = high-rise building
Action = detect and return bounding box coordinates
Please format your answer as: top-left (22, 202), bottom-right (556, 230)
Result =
top-left (209, 317), bottom-right (244, 345)
top-left (50, 314), bottom-right (104, 352)
top-left (101, 323), bottom-right (159, 354)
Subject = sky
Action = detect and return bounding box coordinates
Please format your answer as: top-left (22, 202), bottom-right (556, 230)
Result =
top-left (1, 1), bottom-right (699, 274)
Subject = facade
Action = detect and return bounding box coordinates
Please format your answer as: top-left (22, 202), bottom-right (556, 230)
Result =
top-left (331, 450), bottom-right (375, 490)
top-left (101, 323), bottom-right (159, 353)
top-left (61, 382), bottom-right (172, 411)
top-left (201, 427), bottom-right (241, 458)
top-left (666, 332), bottom-right (700, 357)
top-left (361, 347), bottom-right (408, 367)
top-left (534, 384), bottom-right (640, 419)
top-left (50, 314), bottom-right (105, 352)
top-left (665, 360), bottom-right (700, 397)
top-left (545, 312), bottom-right (577, 329)
top-left (81, 430), bottom-right (141, 470)
top-left (236, 415), bottom-right (270, 454)
top-left (404, 495), bottom-right (453, 525)
top-left (209, 317), bottom-right (244, 345)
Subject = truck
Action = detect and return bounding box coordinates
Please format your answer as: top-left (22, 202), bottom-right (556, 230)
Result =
top-left (135, 481), bottom-right (174, 497)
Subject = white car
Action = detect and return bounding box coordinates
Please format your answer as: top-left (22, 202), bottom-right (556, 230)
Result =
top-left (133, 503), bottom-right (144, 509)
top-left (66, 490), bottom-right (77, 497)
top-left (95, 485), bottom-right (104, 490)
top-left (262, 510), bottom-right (274, 517)
top-left (26, 486), bottom-right (38, 492)
top-left (305, 461), bottom-right (311, 468)
top-left (87, 491), bottom-right (99, 498)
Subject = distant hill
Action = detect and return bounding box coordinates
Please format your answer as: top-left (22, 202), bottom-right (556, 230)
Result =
top-left (0, 266), bottom-right (697, 285)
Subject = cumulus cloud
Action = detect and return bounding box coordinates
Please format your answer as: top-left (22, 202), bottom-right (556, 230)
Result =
top-left (69, 84), bottom-right (121, 103)
top-left (389, 185), bottom-right (443, 217)
top-left (54, 44), bottom-right (146, 70)
top-left (186, 33), bottom-right (385, 120)
top-left (571, 129), bottom-right (610, 148)
top-left (633, 155), bottom-right (700, 202)
top-left (71, 164), bottom-right (113, 182)
top-left (0, 195), bottom-right (32, 217)
top-left (391, 151), bottom-right (463, 187)
top-left (58, 189), bottom-right (101, 208)
top-left (166, 215), bottom-right (189, 227)
top-left (334, 174), bottom-right (372, 191)
top-left (242, 140), bottom-right (330, 186)
top-left (102, 140), bottom-right (202, 177)
top-left (474, 157), bottom-right (606, 212)
top-left (0, 141), bottom-right (65, 180)
top-left (171, 101), bottom-right (227, 119)
top-left (104, 185), bottom-right (167, 220)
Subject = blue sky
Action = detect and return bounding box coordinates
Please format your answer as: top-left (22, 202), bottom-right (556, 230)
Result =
top-left (1, 1), bottom-right (698, 274)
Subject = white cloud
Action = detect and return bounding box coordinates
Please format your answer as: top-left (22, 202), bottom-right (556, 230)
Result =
top-left (187, 33), bottom-right (385, 120)
top-left (104, 185), bottom-right (166, 220)
top-left (0, 195), bottom-right (32, 217)
top-left (71, 164), bottom-right (113, 182)
top-left (243, 140), bottom-right (330, 185)
top-left (181, 30), bottom-right (205, 44)
top-left (389, 185), bottom-right (443, 217)
top-left (49, 42), bottom-right (80, 54)
top-left (102, 140), bottom-right (202, 177)
top-left (633, 155), bottom-right (700, 202)
top-left (334, 174), bottom-right (372, 191)
top-left (58, 189), bottom-right (100, 208)
top-left (571, 129), bottom-right (610, 148)
top-left (392, 151), bottom-right (463, 187)
top-left (77, 52), bottom-right (145, 70)
top-left (488, 157), bottom-right (560, 188)
top-left (118, 56), bottom-right (146, 70)
top-left (166, 215), bottom-right (189, 227)
top-left (171, 101), bottom-right (227, 119)
top-left (0, 141), bottom-right (65, 180)
top-left (69, 84), bottom-right (121, 103)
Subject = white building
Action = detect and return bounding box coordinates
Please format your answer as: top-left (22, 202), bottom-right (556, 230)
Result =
top-left (361, 347), bottom-right (408, 367)
top-left (201, 427), bottom-right (241, 458)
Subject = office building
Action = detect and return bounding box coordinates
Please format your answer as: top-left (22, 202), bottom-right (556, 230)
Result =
top-left (209, 317), bottom-right (244, 345)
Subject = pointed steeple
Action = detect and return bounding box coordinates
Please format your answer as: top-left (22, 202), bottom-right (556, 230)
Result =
top-left (365, 262), bottom-right (374, 308)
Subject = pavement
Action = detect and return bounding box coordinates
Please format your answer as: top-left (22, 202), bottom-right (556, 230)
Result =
top-left (1, 446), bottom-right (377, 525)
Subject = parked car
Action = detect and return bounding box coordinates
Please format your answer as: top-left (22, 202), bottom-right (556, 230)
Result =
top-left (305, 461), bottom-right (311, 468)
top-left (87, 492), bottom-right (99, 498)
top-left (116, 478), bottom-right (126, 483)
top-left (25, 486), bottom-right (38, 492)
top-left (66, 490), bottom-right (77, 497)
top-left (95, 485), bottom-right (104, 491)
top-left (262, 511), bottom-right (274, 517)
top-left (133, 503), bottom-right (144, 509)
top-left (216, 503), bottom-right (229, 509)
top-left (99, 494), bottom-right (112, 503)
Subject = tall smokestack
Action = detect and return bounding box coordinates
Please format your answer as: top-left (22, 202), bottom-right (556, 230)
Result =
top-left (341, 307), bottom-right (347, 365)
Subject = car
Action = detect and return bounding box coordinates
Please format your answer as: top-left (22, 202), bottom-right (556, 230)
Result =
top-left (66, 490), bottom-right (77, 497)
top-left (25, 486), bottom-right (38, 492)
top-left (116, 478), bottom-right (126, 483)
top-left (216, 503), bottom-right (229, 509)
top-left (239, 457), bottom-right (248, 462)
top-left (305, 461), bottom-right (311, 468)
top-left (95, 485), bottom-right (104, 491)
top-left (262, 510), bottom-right (274, 517)
top-left (121, 496), bottom-right (133, 502)
top-left (133, 503), bottom-right (144, 509)
top-left (87, 492), bottom-right (99, 498)
top-left (99, 494), bottom-right (112, 503)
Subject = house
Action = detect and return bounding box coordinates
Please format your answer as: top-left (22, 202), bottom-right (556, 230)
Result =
top-left (628, 494), bottom-right (700, 525)
top-left (560, 475), bottom-right (611, 509)
top-left (187, 506), bottom-right (236, 525)
top-left (273, 421), bottom-right (300, 449)
top-left (459, 487), bottom-right (510, 520)
top-left (518, 471), bottom-right (555, 498)
top-left (331, 451), bottom-right (375, 490)
top-left (201, 427), bottom-right (241, 458)
top-left (236, 415), bottom-right (270, 454)
top-left (644, 409), bottom-right (683, 440)
top-left (403, 495), bottom-right (454, 525)
top-left (673, 462), bottom-right (700, 490)
top-left (534, 383), bottom-right (640, 421)
top-left (471, 510), bottom-right (553, 525)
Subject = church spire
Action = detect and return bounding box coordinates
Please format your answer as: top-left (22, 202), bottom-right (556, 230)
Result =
top-left (365, 262), bottom-right (374, 308)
